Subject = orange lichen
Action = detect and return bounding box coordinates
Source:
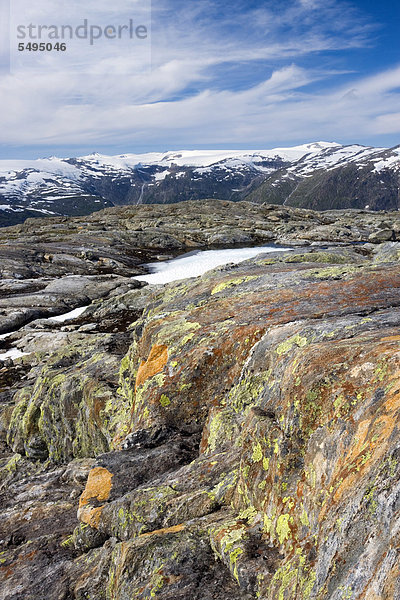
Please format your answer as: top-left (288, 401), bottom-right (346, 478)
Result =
top-left (79, 467), bottom-right (114, 507)
top-left (138, 524), bottom-right (186, 538)
top-left (135, 344), bottom-right (168, 391)
top-left (328, 366), bottom-right (400, 507)
top-left (79, 505), bottom-right (104, 528)
top-left (78, 466), bottom-right (113, 528)
top-left (380, 335), bottom-right (400, 342)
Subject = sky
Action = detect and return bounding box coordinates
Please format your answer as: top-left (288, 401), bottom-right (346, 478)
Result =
top-left (0, 0), bottom-right (399, 158)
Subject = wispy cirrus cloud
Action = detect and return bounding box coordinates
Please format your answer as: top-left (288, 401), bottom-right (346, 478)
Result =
top-left (0, 0), bottom-right (398, 156)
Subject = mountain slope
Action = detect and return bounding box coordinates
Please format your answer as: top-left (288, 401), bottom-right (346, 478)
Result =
top-left (0, 142), bottom-right (399, 226)
top-left (245, 145), bottom-right (400, 210)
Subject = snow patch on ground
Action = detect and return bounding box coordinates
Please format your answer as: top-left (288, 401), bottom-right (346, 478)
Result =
top-left (0, 348), bottom-right (30, 361)
top-left (154, 171), bottom-right (169, 181)
top-left (49, 306), bottom-right (89, 323)
top-left (0, 332), bottom-right (12, 340)
top-left (373, 150), bottom-right (400, 173)
top-left (134, 245), bottom-right (291, 285)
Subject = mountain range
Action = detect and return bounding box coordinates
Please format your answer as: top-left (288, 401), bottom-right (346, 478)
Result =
top-left (0, 141), bottom-right (399, 226)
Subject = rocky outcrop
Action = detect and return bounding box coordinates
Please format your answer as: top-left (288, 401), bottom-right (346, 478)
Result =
top-left (0, 275), bottom-right (145, 334)
top-left (1, 230), bottom-right (400, 598)
top-left (0, 200), bottom-right (399, 281)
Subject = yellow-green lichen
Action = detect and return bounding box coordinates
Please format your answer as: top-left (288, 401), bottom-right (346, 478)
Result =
top-left (308, 265), bottom-right (359, 279)
top-left (262, 456), bottom-right (270, 471)
top-left (300, 506), bottom-right (310, 527)
top-left (276, 335), bottom-right (308, 356)
top-left (230, 547), bottom-right (244, 582)
top-left (159, 394), bottom-right (171, 407)
top-left (229, 371), bottom-right (271, 413)
top-left (206, 410), bottom-right (235, 454)
top-left (252, 442), bottom-right (263, 463)
top-left (211, 276), bottom-right (258, 296)
top-left (237, 506), bottom-right (258, 523)
top-left (284, 252), bottom-right (351, 265)
top-left (276, 514), bottom-right (291, 544)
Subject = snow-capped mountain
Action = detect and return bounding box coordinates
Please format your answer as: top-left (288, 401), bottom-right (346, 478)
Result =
top-left (0, 142), bottom-right (399, 226)
top-left (246, 144), bottom-right (400, 211)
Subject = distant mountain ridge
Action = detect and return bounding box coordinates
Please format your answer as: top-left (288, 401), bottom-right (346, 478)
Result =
top-left (0, 142), bottom-right (399, 226)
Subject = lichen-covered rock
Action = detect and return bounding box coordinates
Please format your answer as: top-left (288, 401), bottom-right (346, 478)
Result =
top-left (6, 329), bottom-right (135, 462)
top-left (1, 243), bottom-right (400, 599)
top-left (0, 455), bottom-right (94, 600)
top-left (72, 513), bottom-right (254, 600)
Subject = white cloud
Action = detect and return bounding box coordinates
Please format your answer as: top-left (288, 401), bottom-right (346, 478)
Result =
top-left (0, 0), bottom-right (398, 152)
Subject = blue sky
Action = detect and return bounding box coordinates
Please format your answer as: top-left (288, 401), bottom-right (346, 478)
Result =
top-left (0, 0), bottom-right (399, 158)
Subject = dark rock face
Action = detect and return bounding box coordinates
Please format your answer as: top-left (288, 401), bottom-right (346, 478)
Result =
top-left (244, 146), bottom-right (400, 211)
top-left (0, 204), bottom-right (400, 599)
top-left (246, 162), bottom-right (400, 211)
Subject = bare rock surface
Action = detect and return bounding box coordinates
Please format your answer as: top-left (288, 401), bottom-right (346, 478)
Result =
top-left (0, 200), bottom-right (399, 280)
top-left (0, 204), bottom-right (400, 599)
